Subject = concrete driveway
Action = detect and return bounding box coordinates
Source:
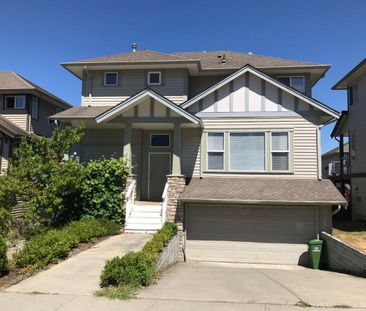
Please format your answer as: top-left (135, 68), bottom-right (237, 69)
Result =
top-left (6, 234), bottom-right (151, 295)
top-left (140, 262), bottom-right (366, 308)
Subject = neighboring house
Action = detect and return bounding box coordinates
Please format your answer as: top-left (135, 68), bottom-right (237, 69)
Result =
top-left (331, 58), bottom-right (366, 221)
top-left (322, 143), bottom-right (350, 179)
top-left (52, 47), bottom-right (346, 264)
top-left (0, 72), bottom-right (71, 172)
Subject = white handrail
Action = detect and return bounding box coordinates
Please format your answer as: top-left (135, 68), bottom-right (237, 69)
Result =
top-left (125, 180), bottom-right (136, 224)
top-left (161, 182), bottom-right (169, 223)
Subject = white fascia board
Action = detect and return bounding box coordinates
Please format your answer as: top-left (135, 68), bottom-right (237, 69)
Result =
top-left (96, 89), bottom-right (200, 124)
top-left (181, 66), bottom-right (340, 119)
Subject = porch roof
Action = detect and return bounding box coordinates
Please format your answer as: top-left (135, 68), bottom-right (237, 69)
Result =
top-left (180, 177), bottom-right (347, 206)
top-left (95, 89), bottom-right (200, 124)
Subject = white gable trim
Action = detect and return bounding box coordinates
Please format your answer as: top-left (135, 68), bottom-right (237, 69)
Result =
top-left (181, 65), bottom-right (340, 119)
top-left (96, 89), bottom-right (200, 124)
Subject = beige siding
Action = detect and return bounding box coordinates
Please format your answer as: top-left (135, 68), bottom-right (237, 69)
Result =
top-left (2, 114), bottom-right (29, 131)
top-left (201, 117), bottom-right (319, 178)
top-left (188, 75), bottom-right (229, 98)
top-left (80, 128), bottom-right (123, 163)
top-left (0, 134), bottom-right (10, 173)
top-left (82, 69), bottom-right (188, 106)
top-left (182, 128), bottom-right (201, 177)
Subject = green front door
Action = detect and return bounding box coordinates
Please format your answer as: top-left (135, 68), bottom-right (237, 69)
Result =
top-left (148, 152), bottom-right (171, 201)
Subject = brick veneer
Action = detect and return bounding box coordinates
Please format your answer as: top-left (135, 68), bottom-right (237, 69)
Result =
top-left (166, 175), bottom-right (186, 261)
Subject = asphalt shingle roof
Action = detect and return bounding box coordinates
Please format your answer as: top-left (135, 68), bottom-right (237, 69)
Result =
top-left (49, 106), bottom-right (113, 119)
top-left (0, 72), bottom-right (71, 108)
top-left (180, 178), bottom-right (347, 206)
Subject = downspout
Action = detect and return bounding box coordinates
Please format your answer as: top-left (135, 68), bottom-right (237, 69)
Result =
top-left (333, 205), bottom-right (343, 215)
top-left (83, 65), bottom-right (91, 106)
top-left (317, 125), bottom-right (322, 180)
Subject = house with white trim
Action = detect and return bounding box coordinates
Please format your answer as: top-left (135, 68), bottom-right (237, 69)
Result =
top-left (52, 46), bottom-right (346, 265)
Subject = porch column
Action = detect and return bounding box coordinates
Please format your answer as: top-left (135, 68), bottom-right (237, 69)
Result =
top-left (123, 122), bottom-right (132, 172)
top-left (172, 122), bottom-right (181, 175)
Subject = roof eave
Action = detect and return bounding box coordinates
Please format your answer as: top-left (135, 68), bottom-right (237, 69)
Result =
top-left (332, 58), bottom-right (366, 90)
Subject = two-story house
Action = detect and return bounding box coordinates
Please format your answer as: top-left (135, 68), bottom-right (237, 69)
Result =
top-left (52, 47), bottom-right (346, 265)
top-left (0, 72), bottom-right (71, 172)
top-left (331, 58), bottom-right (366, 221)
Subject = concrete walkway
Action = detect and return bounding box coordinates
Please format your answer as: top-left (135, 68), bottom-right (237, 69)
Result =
top-left (6, 234), bottom-right (151, 295)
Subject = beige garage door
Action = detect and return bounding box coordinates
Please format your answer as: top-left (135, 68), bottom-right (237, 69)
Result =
top-left (186, 204), bottom-right (317, 264)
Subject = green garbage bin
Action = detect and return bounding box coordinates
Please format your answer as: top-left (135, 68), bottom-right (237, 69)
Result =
top-left (308, 239), bottom-right (323, 269)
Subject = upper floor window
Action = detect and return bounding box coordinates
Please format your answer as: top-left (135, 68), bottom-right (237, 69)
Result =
top-left (278, 76), bottom-right (305, 93)
top-left (271, 132), bottom-right (289, 171)
top-left (31, 97), bottom-right (39, 120)
top-left (349, 84), bottom-right (358, 106)
top-left (5, 95), bottom-right (26, 109)
top-left (104, 72), bottom-right (118, 86)
top-left (230, 132), bottom-right (265, 171)
top-left (207, 132), bottom-right (224, 170)
top-left (206, 131), bottom-right (291, 173)
top-left (147, 72), bottom-right (161, 85)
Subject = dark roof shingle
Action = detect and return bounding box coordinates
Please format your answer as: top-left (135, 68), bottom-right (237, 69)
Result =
top-left (180, 178), bottom-right (346, 206)
top-left (50, 106), bottom-right (113, 119)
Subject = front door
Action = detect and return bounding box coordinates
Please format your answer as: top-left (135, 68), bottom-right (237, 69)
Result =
top-left (148, 153), bottom-right (171, 201)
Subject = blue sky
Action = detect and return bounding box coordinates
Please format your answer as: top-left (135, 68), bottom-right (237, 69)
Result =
top-left (1, 0), bottom-right (365, 152)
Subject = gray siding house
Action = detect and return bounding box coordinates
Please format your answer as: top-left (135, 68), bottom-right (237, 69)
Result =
top-left (332, 58), bottom-right (366, 221)
top-left (52, 48), bottom-right (346, 264)
top-left (0, 72), bottom-right (71, 172)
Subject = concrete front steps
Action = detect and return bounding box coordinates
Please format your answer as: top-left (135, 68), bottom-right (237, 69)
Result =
top-left (125, 201), bottom-right (164, 233)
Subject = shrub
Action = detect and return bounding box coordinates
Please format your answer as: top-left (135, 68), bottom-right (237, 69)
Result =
top-left (142, 223), bottom-right (177, 260)
top-left (100, 223), bottom-right (177, 289)
top-left (81, 158), bottom-right (129, 225)
top-left (100, 251), bottom-right (155, 288)
top-left (0, 235), bottom-right (8, 275)
top-left (13, 219), bottom-right (120, 271)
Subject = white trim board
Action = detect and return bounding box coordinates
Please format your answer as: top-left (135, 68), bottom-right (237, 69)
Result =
top-left (180, 65), bottom-right (340, 120)
top-left (96, 89), bottom-right (200, 124)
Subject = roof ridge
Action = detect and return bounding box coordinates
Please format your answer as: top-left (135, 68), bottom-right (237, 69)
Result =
top-left (10, 72), bottom-right (34, 89)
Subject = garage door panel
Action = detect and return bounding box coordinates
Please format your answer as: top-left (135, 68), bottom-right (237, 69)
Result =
top-left (186, 204), bottom-right (316, 264)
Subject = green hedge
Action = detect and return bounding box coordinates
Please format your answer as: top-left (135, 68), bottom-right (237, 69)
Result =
top-left (100, 222), bottom-right (177, 288)
top-left (0, 236), bottom-right (8, 275)
top-left (13, 219), bottom-right (120, 271)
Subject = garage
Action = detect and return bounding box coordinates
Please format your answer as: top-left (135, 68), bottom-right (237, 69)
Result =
top-left (180, 178), bottom-right (346, 265)
top-left (185, 204), bottom-right (316, 264)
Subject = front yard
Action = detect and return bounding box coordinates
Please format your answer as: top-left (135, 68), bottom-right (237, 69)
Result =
top-left (333, 221), bottom-right (366, 253)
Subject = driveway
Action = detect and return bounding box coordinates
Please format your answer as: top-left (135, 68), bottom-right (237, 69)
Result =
top-left (140, 262), bottom-right (366, 308)
top-left (5, 234), bottom-right (151, 295)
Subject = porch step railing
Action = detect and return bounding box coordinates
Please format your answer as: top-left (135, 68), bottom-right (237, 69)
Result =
top-left (124, 179), bottom-right (136, 223)
top-left (161, 182), bottom-right (168, 223)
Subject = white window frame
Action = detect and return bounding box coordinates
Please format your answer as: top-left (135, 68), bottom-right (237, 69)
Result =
top-left (150, 134), bottom-right (171, 148)
top-left (270, 131), bottom-right (290, 172)
top-left (5, 95), bottom-right (26, 110)
top-left (31, 97), bottom-right (39, 120)
top-left (147, 71), bottom-right (161, 85)
top-left (228, 131), bottom-right (266, 172)
top-left (278, 76), bottom-right (305, 93)
top-left (104, 72), bottom-right (118, 86)
top-left (207, 132), bottom-right (225, 171)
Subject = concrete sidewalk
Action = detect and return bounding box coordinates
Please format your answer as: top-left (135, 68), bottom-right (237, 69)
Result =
top-left (5, 234), bottom-right (151, 295)
top-left (0, 292), bottom-right (366, 311)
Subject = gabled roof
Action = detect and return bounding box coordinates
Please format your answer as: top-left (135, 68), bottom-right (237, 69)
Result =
top-left (0, 115), bottom-right (29, 138)
top-left (331, 111), bottom-right (348, 138)
top-left (96, 89), bottom-right (200, 124)
top-left (322, 142), bottom-right (349, 158)
top-left (0, 72), bottom-right (71, 109)
top-left (332, 58), bottom-right (366, 90)
top-left (181, 65), bottom-right (340, 120)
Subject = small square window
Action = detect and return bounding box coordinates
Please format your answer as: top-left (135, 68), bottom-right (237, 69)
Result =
top-left (104, 72), bottom-right (118, 86)
top-left (148, 72), bottom-right (161, 85)
top-left (150, 134), bottom-right (170, 147)
top-left (5, 96), bottom-right (25, 109)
